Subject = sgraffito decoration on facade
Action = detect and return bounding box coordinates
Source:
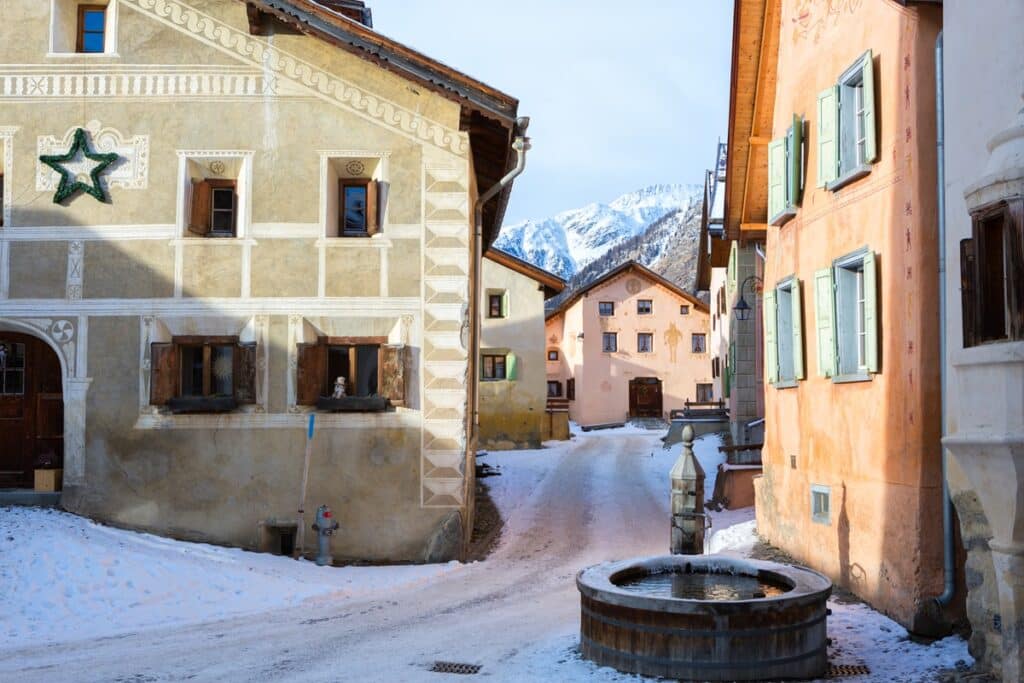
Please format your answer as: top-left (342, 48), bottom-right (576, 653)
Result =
top-left (38, 121), bottom-right (149, 194)
top-left (792, 0), bottom-right (864, 43)
top-left (120, 0), bottom-right (468, 156)
top-left (38, 128), bottom-right (118, 203)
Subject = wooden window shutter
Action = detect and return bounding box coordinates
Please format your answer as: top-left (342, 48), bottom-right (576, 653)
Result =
top-left (767, 138), bottom-right (786, 224)
top-left (188, 179), bottom-right (212, 235)
top-left (817, 86), bottom-right (839, 187)
top-left (366, 180), bottom-right (380, 236)
top-left (860, 50), bottom-right (877, 163)
top-left (788, 114), bottom-right (804, 207)
top-left (791, 279), bottom-right (805, 380)
top-left (814, 268), bottom-right (837, 377)
top-left (150, 342), bottom-right (178, 405)
top-left (863, 251), bottom-right (879, 373)
top-left (235, 342), bottom-right (257, 404)
top-left (764, 289), bottom-right (779, 384)
top-left (296, 342), bottom-right (326, 405)
top-left (506, 352), bottom-right (518, 381)
top-left (380, 344), bottom-right (406, 406)
top-left (960, 238), bottom-right (977, 348)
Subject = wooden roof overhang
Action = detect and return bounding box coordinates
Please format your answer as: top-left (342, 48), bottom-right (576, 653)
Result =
top-left (485, 248), bottom-right (567, 300)
top-left (545, 261), bottom-right (710, 321)
top-left (723, 0), bottom-right (781, 253)
top-left (244, 0), bottom-right (521, 247)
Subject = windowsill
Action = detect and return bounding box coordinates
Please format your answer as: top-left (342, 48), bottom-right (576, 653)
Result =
top-left (167, 396), bottom-right (238, 414)
top-left (773, 379), bottom-right (799, 389)
top-left (315, 396), bottom-right (388, 412)
top-left (811, 516), bottom-right (831, 526)
top-left (832, 372), bottom-right (872, 384)
top-left (46, 52), bottom-right (121, 58)
top-left (176, 236), bottom-right (255, 246)
top-left (318, 236), bottom-right (392, 248)
top-left (481, 378), bottom-right (508, 383)
top-left (826, 164), bottom-right (872, 192)
top-left (769, 208), bottom-right (797, 227)
top-left (952, 340), bottom-right (1024, 368)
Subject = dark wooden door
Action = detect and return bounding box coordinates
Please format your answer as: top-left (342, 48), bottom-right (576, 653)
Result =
top-left (629, 378), bottom-right (663, 418)
top-left (0, 333), bottom-right (63, 488)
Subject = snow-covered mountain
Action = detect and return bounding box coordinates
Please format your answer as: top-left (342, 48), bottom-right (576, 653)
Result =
top-left (495, 184), bottom-right (703, 281)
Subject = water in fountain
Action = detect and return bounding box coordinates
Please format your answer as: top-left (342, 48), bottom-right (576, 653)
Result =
top-left (617, 570), bottom-right (789, 600)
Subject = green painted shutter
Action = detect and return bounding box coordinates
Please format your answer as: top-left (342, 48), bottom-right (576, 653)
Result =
top-left (788, 114), bottom-right (804, 207)
top-left (764, 289), bottom-right (779, 384)
top-left (505, 352), bottom-right (517, 380)
top-left (791, 278), bottom-right (805, 380)
top-left (817, 86), bottom-right (839, 187)
top-left (863, 251), bottom-right (879, 373)
top-left (860, 50), bottom-right (877, 163)
top-left (814, 268), bottom-right (837, 377)
top-left (501, 291), bottom-right (510, 318)
top-left (768, 138), bottom-right (786, 223)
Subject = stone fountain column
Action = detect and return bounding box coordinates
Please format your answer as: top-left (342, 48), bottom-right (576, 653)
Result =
top-left (670, 425), bottom-right (706, 554)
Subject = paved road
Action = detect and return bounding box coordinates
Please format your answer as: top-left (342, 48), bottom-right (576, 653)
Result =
top-left (1, 432), bottom-right (670, 682)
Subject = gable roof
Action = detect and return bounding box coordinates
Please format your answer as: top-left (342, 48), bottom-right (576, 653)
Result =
top-left (545, 261), bottom-right (709, 321)
top-left (244, 0), bottom-right (521, 246)
top-left (485, 248), bottom-right (566, 299)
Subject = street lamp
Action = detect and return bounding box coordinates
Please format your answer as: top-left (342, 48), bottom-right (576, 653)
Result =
top-left (733, 275), bottom-right (763, 322)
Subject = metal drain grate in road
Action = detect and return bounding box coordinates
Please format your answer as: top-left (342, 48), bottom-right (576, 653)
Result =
top-left (430, 661), bottom-right (482, 675)
top-left (826, 663), bottom-right (872, 678)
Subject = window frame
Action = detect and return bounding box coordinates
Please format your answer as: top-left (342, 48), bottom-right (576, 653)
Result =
top-left (811, 484), bottom-right (832, 525)
top-left (820, 50), bottom-right (877, 192)
top-left (339, 177), bottom-right (378, 237)
top-left (547, 380), bottom-right (563, 398)
top-left (547, 349), bottom-right (559, 361)
top-left (481, 353), bottom-right (507, 381)
top-left (961, 199), bottom-right (1024, 347)
top-left (765, 276), bottom-right (805, 388)
top-left (696, 383), bottom-right (714, 403)
top-left (324, 338), bottom-right (384, 398)
top-left (637, 332), bottom-right (654, 354)
top-left (0, 341), bottom-right (26, 396)
top-left (691, 333), bottom-right (707, 354)
top-left (76, 5), bottom-right (106, 54)
top-left (149, 335), bottom-right (258, 414)
top-left (207, 179), bottom-right (238, 238)
top-left (598, 301), bottom-right (615, 317)
top-left (566, 378), bottom-right (575, 401)
top-left (821, 247), bottom-right (878, 383)
top-left (601, 332), bottom-right (618, 353)
top-left (680, 304), bottom-right (690, 315)
top-left (489, 294), bottom-right (504, 319)
top-left (637, 299), bottom-right (653, 315)
top-left (768, 115), bottom-right (805, 226)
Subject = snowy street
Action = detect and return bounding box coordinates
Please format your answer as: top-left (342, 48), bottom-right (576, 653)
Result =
top-left (0, 429), bottom-right (969, 682)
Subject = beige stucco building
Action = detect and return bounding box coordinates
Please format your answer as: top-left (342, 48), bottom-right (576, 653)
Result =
top-left (941, 2), bottom-right (1024, 679)
top-left (0, 0), bottom-right (526, 563)
top-left (545, 261), bottom-right (712, 427)
top-left (478, 248), bottom-right (564, 450)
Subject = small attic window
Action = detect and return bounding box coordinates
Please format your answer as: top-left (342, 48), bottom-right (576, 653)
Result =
top-left (51, 1), bottom-right (119, 55)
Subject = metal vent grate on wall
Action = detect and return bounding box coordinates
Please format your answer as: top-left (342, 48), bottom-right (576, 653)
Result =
top-left (430, 661), bottom-right (482, 675)
top-left (826, 663), bottom-right (872, 678)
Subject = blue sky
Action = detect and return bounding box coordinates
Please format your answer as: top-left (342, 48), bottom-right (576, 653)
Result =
top-left (372, 1), bottom-right (734, 224)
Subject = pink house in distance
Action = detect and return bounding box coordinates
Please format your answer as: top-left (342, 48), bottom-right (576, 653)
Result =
top-left (545, 262), bottom-right (713, 427)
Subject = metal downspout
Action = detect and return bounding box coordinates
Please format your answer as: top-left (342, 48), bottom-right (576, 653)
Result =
top-left (471, 118), bottom-right (531, 439)
top-left (934, 30), bottom-right (956, 608)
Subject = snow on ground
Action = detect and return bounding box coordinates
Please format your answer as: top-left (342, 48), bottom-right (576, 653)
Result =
top-left (0, 506), bottom-right (460, 649)
top-left (484, 426), bottom-right (972, 683)
top-left (0, 426), bottom-right (971, 682)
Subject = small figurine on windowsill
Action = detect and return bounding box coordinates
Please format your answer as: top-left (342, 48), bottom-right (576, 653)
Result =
top-left (332, 376), bottom-right (347, 399)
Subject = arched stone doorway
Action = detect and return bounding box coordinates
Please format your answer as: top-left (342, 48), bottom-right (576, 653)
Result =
top-left (0, 332), bottom-right (64, 488)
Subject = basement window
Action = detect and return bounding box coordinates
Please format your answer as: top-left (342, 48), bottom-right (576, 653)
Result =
top-left (811, 485), bottom-right (831, 525)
